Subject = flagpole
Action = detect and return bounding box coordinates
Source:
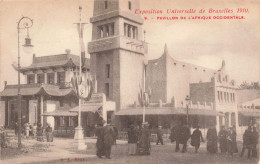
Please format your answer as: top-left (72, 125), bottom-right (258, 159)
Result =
top-left (78, 5), bottom-right (82, 132)
top-left (73, 6), bottom-right (86, 150)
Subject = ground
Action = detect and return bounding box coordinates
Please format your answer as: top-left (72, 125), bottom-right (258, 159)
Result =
top-left (1, 135), bottom-right (259, 164)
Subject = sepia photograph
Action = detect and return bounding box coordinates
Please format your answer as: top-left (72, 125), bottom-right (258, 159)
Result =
top-left (0, 0), bottom-right (259, 163)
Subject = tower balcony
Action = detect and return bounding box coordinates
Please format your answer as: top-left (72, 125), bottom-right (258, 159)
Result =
top-left (88, 35), bottom-right (148, 55)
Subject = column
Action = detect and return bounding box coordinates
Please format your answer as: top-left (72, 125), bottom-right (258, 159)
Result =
top-left (24, 74), bottom-right (27, 84)
top-left (44, 73), bottom-right (47, 84)
top-left (108, 24), bottom-right (113, 36)
top-left (35, 74), bottom-right (37, 84)
top-left (41, 95), bottom-right (44, 126)
top-left (97, 26), bottom-right (101, 39)
top-left (216, 116), bottom-right (220, 132)
top-left (234, 111), bottom-right (241, 139)
top-left (124, 24), bottom-right (127, 36)
top-left (228, 112), bottom-right (231, 127)
top-left (129, 25), bottom-right (132, 38)
top-left (103, 25), bottom-right (107, 37)
top-left (54, 72), bottom-right (57, 84)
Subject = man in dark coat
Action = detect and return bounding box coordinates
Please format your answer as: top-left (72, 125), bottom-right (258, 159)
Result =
top-left (218, 126), bottom-right (228, 153)
top-left (240, 126), bottom-right (253, 159)
top-left (103, 122), bottom-right (115, 159)
top-left (137, 122), bottom-right (151, 155)
top-left (191, 126), bottom-right (204, 153)
top-left (179, 124), bottom-right (191, 153)
top-left (95, 122), bottom-right (105, 158)
top-left (252, 126), bottom-right (259, 158)
top-left (206, 126), bottom-right (218, 153)
top-left (227, 126), bottom-right (238, 156)
top-left (174, 122), bottom-right (182, 152)
top-left (156, 126), bottom-right (164, 145)
top-left (128, 124), bottom-right (138, 155)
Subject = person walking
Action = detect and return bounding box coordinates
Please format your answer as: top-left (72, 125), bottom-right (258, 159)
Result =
top-left (103, 121), bottom-right (115, 159)
top-left (252, 126), bottom-right (259, 158)
top-left (240, 126), bottom-right (253, 159)
top-left (218, 125), bottom-right (228, 153)
top-left (95, 121), bottom-right (105, 158)
top-left (45, 123), bottom-right (53, 142)
top-left (156, 126), bottom-right (164, 145)
top-left (128, 124), bottom-right (138, 155)
top-left (179, 123), bottom-right (191, 153)
top-left (206, 125), bottom-right (218, 153)
top-left (137, 122), bottom-right (151, 155)
top-left (227, 127), bottom-right (238, 156)
top-left (174, 122), bottom-right (182, 152)
top-left (191, 126), bottom-right (204, 153)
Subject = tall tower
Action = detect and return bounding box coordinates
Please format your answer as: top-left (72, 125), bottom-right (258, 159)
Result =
top-left (88, 0), bottom-right (148, 111)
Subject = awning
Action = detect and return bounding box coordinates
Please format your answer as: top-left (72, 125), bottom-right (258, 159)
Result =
top-left (0, 84), bottom-right (75, 97)
top-left (239, 110), bottom-right (260, 117)
top-left (69, 104), bottom-right (102, 112)
top-left (241, 98), bottom-right (260, 107)
top-left (115, 107), bottom-right (224, 116)
top-left (41, 111), bottom-right (78, 117)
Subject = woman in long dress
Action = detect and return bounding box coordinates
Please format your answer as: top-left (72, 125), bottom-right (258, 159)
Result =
top-left (128, 124), bottom-right (138, 155)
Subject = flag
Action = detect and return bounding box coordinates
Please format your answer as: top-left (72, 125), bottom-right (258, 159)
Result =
top-left (71, 75), bottom-right (79, 97)
top-left (77, 23), bottom-right (86, 69)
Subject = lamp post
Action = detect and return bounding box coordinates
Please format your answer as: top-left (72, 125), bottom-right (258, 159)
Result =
top-left (185, 95), bottom-right (191, 126)
top-left (17, 16), bottom-right (34, 148)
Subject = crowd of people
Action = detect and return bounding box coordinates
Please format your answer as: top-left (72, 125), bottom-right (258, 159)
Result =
top-left (113, 122), bottom-right (259, 159)
top-left (14, 122), bottom-right (53, 142)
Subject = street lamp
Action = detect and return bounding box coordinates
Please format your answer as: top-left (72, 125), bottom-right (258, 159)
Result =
top-left (17, 16), bottom-right (33, 148)
top-left (185, 95), bottom-right (191, 126)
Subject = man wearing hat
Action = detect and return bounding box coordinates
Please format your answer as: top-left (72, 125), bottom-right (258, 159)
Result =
top-left (137, 122), bottom-right (151, 155)
top-left (95, 120), bottom-right (105, 158)
top-left (156, 126), bottom-right (164, 145)
top-left (103, 120), bottom-right (115, 159)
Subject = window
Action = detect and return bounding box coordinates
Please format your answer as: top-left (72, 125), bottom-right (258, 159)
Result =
top-left (105, 83), bottom-right (109, 98)
top-left (132, 26), bottom-right (135, 39)
top-left (230, 93), bottom-right (233, 102)
top-left (128, 1), bottom-right (131, 10)
top-left (217, 91), bottom-right (220, 102)
top-left (220, 91), bottom-right (223, 102)
top-left (98, 26), bottom-right (104, 38)
top-left (59, 117), bottom-right (65, 126)
top-left (128, 25), bottom-right (131, 37)
top-left (105, 25), bottom-right (109, 37)
top-left (124, 24), bottom-right (127, 36)
top-left (233, 93), bottom-right (235, 102)
top-left (111, 23), bottom-right (114, 36)
top-left (57, 72), bottom-right (65, 84)
top-left (69, 117), bottom-right (74, 127)
top-left (106, 64), bottom-right (110, 78)
top-left (98, 23), bottom-right (114, 38)
top-left (104, 0), bottom-right (108, 9)
top-left (37, 74), bottom-right (44, 84)
top-left (47, 73), bottom-right (54, 84)
top-left (227, 92), bottom-right (229, 102)
top-left (27, 74), bottom-right (35, 84)
top-left (224, 92), bottom-right (226, 102)
top-left (124, 23), bottom-right (138, 39)
top-left (60, 99), bottom-right (64, 107)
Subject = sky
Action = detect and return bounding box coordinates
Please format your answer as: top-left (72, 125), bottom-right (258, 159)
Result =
top-left (0, 0), bottom-right (260, 91)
